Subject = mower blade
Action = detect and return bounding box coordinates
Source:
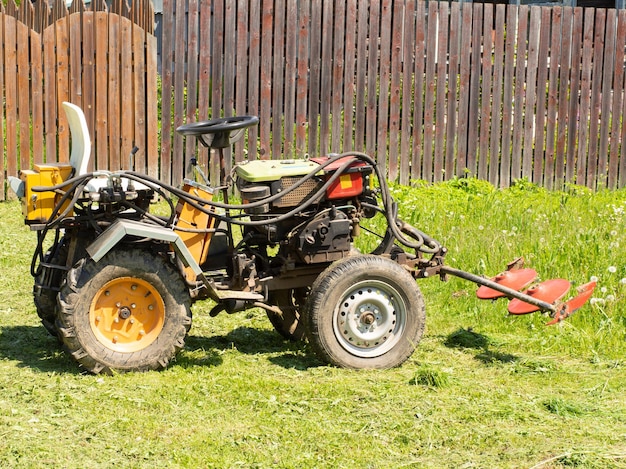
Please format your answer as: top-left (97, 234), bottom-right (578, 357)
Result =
top-left (507, 279), bottom-right (571, 315)
top-left (546, 281), bottom-right (597, 325)
top-left (476, 268), bottom-right (538, 299)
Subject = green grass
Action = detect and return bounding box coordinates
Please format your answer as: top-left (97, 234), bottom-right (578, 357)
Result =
top-left (1, 180), bottom-right (626, 468)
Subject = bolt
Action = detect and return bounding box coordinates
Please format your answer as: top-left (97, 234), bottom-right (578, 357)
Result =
top-left (104, 290), bottom-right (110, 296)
top-left (148, 305), bottom-right (154, 311)
top-left (131, 303), bottom-right (136, 309)
top-left (112, 336), bottom-right (118, 344)
top-left (95, 316), bottom-right (102, 322)
top-left (131, 284), bottom-right (138, 291)
top-left (118, 307), bottom-right (132, 320)
top-left (139, 330), bottom-right (146, 336)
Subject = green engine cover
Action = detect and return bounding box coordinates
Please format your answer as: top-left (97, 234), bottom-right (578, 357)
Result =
top-left (234, 159), bottom-right (321, 183)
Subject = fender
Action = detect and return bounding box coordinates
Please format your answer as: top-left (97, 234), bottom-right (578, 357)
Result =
top-left (86, 218), bottom-right (203, 278)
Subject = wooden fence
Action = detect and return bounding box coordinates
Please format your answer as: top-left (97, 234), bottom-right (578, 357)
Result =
top-left (4, 1), bottom-right (626, 199)
top-left (0, 0), bottom-right (157, 201)
top-left (161, 0), bottom-right (626, 190)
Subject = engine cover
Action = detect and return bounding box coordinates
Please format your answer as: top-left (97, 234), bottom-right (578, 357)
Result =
top-left (295, 210), bottom-right (352, 264)
top-left (235, 159), bottom-right (323, 211)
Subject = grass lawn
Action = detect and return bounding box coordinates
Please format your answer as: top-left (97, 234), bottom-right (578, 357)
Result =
top-left (1, 179), bottom-right (625, 468)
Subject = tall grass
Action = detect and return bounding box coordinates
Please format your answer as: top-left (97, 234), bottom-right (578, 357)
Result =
top-left (1, 179), bottom-right (626, 468)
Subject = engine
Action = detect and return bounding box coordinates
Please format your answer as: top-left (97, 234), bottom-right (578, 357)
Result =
top-left (234, 156), bottom-right (374, 264)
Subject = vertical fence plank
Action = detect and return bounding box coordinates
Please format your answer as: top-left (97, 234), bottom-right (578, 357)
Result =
top-left (235, 0), bottom-right (248, 162)
top-left (457, 3), bottom-right (472, 177)
top-left (608, 10), bottom-right (625, 189)
top-left (259, 0), bottom-right (273, 158)
top-left (411, 0), bottom-right (426, 182)
top-left (555, 7), bottom-right (573, 189)
top-left (272, 0), bottom-right (286, 157)
top-left (522, 7), bottom-right (540, 181)
top-left (318, 0), bottom-right (333, 155)
top-left (120, 16), bottom-right (133, 169)
top-left (133, 22), bottom-right (147, 172)
top-left (388, 0), bottom-right (403, 180)
top-left (500, 5), bottom-right (517, 187)
top-left (95, 11), bottom-right (108, 173)
top-left (342, 0), bottom-right (357, 156)
top-left (172, 0), bottom-right (186, 182)
top-left (295, 1), bottom-right (308, 157)
top-left (331, 0), bottom-right (346, 154)
top-left (466, 3), bottom-right (482, 177)
top-left (598, 9), bottom-right (614, 190)
top-left (566, 8), bottom-right (583, 183)
top-left (586, 9), bottom-right (605, 189)
top-left (511, 6), bottom-right (528, 182)
top-left (82, 10), bottom-right (96, 166)
top-left (354, 0), bottom-right (368, 153)
top-left (17, 21), bottom-right (31, 172)
top-left (490, 4), bottom-right (506, 187)
top-left (146, 32), bottom-right (158, 179)
top-left (5, 16), bottom-right (18, 176)
top-left (433, 1), bottom-right (448, 183)
top-left (160, 0), bottom-right (173, 184)
top-left (376, 0), bottom-right (392, 173)
top-left (308, 0), bottom-right (322, 156)
top-left (283, 0), bottom-right (298, 158)
top-left (184, 0), bottom-right (199, 168)
top-left (576, 8), bottom-right (594, 186)
top-left (31, 29), bottom-right (44, 166)
top-left (423, 1), bottom-right (438, 182)
top-left (478, 4), bottom-right (493, 182)
top-left (108, 13), bottom-right (121, 171)
top-left (533, 7), bottom-right (551, 188)
top-left (365, 0), bottom-right (380, 157)
top-left (544, 7), bottom-right (562, 190)
top-left (399, 0), bottom-right (415, 186)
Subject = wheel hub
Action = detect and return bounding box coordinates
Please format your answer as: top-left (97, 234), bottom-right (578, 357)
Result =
top-left (90, 277), bottom-right (165, 353)
top-left (334, 280), bottom-right (406, 358)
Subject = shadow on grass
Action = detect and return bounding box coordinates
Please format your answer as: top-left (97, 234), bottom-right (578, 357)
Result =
top-left (1, 324), bottom-right (321, 373)
top-left (444, 327), bottom-right (519, 365)
top-left (0, 325), bottom-right (80, 374)
top-left (182, 326), bottom-right (322, 371)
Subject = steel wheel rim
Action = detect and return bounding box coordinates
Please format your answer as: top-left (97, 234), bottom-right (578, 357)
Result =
top-left (332, 279), bottom-right (407, 358)
top-left (90, 277), bottom-right (165, 353)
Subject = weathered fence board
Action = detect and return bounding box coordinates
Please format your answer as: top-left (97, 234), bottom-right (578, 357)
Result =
top-left (5, 0), bottom-right (626, 200)
top-left (0, 0), bottom-right (156, 201)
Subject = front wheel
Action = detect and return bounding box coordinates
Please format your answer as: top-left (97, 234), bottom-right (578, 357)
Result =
top-left (57, 248), bottom-right (192, 374)
top-left (305, 255), bottom-right (426, 369)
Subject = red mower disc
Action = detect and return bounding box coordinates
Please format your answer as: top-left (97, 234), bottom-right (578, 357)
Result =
top-left (546, 281), bottom-right (597, 325)
top-left (476, 268), bottom-right (538, 299)
top-left (508, 279), bottom-right (571, 315)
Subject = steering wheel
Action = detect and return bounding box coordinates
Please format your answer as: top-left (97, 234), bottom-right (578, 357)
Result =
top-left (176, 116), bottom-right (259, 149)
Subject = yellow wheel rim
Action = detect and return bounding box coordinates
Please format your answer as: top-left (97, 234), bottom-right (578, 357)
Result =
top-left (90, 277), bottom-right (165, 353)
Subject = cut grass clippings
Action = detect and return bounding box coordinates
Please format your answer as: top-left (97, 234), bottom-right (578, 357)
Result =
top-left (1, 179), bottom-right (626, 468)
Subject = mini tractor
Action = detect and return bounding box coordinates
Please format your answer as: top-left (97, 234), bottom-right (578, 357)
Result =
top-left (9, 103), bottom-right (597, 374)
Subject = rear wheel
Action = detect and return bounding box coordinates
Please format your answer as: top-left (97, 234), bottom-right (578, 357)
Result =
top-left (33, 238), bottom-right (69, 337)
top-left (266, 288), bottom-right (308, 341)
top-left (305, 255), bottom-right (426, 369)
top-left (57, 248), bottom-right (192, 374)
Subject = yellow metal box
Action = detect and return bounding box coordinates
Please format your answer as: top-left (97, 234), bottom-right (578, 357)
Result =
top-left (19, 163), bottom-right (73, 224)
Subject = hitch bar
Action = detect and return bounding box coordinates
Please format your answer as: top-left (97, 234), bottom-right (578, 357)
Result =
top-left (439, 265), bottom-right (558, 314)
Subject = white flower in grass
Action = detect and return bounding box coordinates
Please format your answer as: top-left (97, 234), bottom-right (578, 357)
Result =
top-left (590, 276), bottom-right (599, 283)
top-left (608, 266), bottom-right (617, 273)
top-left (606, 294), bottom-right (616, 302)
top-left (620, 278), bottom-right (626, 285)
top-left (601, 287), bottom-right (608, 294)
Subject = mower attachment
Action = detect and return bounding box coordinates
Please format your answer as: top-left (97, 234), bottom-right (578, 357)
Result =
top-left (439, 259), bottom-right (596, 325)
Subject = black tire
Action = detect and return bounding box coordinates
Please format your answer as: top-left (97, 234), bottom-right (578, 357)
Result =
top-left (305, 255), bottom-right (426, 369)
top-left (34, 238), bottom-right (69, 337)
top-left (266, 288), bottom-right (309, 341)
top-left (57, 248), bottom-right (192, 374)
